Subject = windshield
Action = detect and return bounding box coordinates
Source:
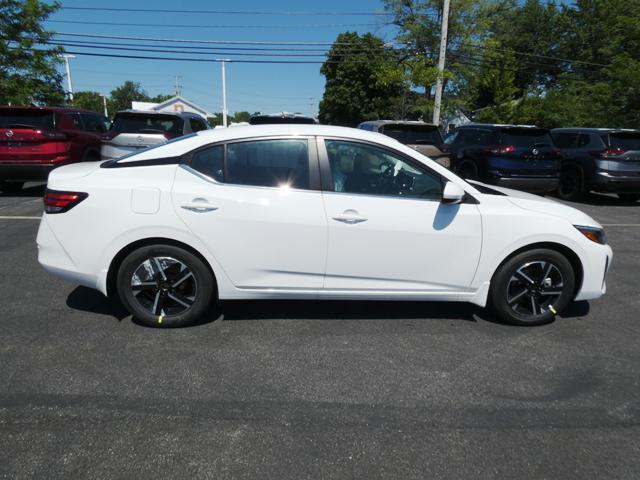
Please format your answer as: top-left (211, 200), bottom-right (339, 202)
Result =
top-left (0, 109), bottom-right (55, 130)
top-left (608, 133), bottom-right (640, 150)
top-left (382, 125), bottom-right (442, 145)
top-left (110, 114), bottom-right (183, 135)
top-left (502, 129), bottom-right (552, 147)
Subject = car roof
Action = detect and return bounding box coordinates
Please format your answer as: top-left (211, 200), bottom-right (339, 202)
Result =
top-left (457, 123), bottom-right (544, 129)
top-left (359, 120), bottom-right (439, 128)
top-left (0, 105), bottom-right (103, 114)
top-left (551, 127), bottom-right (640, 134)
top-left (194, 124), bottom-right (392, 142)
top-left (115, 110), bottom-right (204, 119)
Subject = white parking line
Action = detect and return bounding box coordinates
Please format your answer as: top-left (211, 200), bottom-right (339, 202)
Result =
top-left (0, 216), bottom-right (41, 220)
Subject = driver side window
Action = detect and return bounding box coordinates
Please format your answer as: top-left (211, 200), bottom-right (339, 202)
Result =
top-left (325, 140), bottom-right (443, 200)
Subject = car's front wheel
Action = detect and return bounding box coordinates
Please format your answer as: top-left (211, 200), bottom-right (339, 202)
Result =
top-left (490, 249), bottom-right (575, 326)
top-left (117, 244), bottom-right (216, 327)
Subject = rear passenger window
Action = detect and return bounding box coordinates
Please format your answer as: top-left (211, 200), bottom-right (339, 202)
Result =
top-left (190, 145), bottom-right (224, 182)
top-left (69, 113), bottom-right (83, 129)
top-left (552, 133), bottom-right (577, 148)
top-left (81, 114), bottom-right (107, 132)
top-left (189, 118), bottom-right (208, 132)
top-left (227, 139), bottom-right (309, 189)
top-left (188, 139), bottom-right (310, 190)
top-left (577, 134), bottom-right (591, 148)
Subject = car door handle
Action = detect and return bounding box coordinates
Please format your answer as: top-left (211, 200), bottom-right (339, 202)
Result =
top-left (332, 210), bottom-right (368, 224)
top-left (180, 200), bottom-right (218, 212)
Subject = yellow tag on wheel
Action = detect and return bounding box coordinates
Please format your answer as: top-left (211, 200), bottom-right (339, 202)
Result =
top-left (158, 315), bottom-right (164, 324)
top-left (548, 305), bottom-right (557, 315)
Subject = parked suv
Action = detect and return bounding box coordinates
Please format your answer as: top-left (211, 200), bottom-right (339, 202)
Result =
top-left (0, 106), bottom-right (107, 192)
top-left (444, 124), bottom-right (560, 193)
top-left (358, 120), bottom-right (451, 168)
top-left (101, 111), bottom-right (211, 160)
top-left (551, 128), bottom-right (640, 202)
top-left (249, 112), bottom-right (318, 125)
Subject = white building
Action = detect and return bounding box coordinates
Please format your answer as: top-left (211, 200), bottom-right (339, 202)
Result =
top-left (131, 95), bottom-right (215, 120)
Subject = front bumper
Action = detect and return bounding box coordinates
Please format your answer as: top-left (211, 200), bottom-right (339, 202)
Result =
top-left (574, 242), bottom-right (613, 301)
top-left (591, 171), bottom-right (640, 193)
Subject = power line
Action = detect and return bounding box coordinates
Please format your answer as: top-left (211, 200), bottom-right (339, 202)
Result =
top-left (52, 32), bottom-right (368, 46)
top-left (46, 19), bottom-right (389, 29)
top-left (58, 6), bottom-right (406, 16)
top-left (43, 40), bottom-right (389, 57)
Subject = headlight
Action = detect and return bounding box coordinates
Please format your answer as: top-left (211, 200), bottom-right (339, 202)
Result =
top-left (575, 225), bottom-right (607, 244)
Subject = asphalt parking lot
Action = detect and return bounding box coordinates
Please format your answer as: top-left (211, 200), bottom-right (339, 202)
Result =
top-left (1, 183), bottom-right (639, 479)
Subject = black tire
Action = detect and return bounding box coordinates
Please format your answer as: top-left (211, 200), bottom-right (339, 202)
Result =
top-left (617, 193), bottom-right (640, 202)
top-left (557, 168), bottom-right (583, 201)
top-left (489, 248), bottom-right (575, 326)
top-left (456, 161), bottom-right (478, 180)
top-left (116, 244), bottom-right (216, 327)
top-left (0, 181), bottom-right (24, 193)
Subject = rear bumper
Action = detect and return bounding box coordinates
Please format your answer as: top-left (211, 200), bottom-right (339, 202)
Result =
top-left (37, 215), bottom-right (99, 289)
top-left (0, 163), bottom-right (59, 181)
top-left (489, 176), bottom-right (559, 192)
top-left (590, 171), bottom-right (640, 193)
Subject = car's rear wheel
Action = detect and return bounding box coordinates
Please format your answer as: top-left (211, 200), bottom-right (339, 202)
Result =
top-left (617, 193), bottom-right (640, 202)
top-left (490, 249), bottom-right (575, 326)
top-left (557, 169), bottom-right (583, 201)
top-left (117, 244), bottom-right (215, 327)
top-left (0, 181), bottom-right (24, 193)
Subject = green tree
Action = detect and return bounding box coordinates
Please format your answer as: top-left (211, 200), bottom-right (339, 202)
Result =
top-left (0, 0), bottom-right (65, 105)
top-left (319, 32), bottom-right (406, 126)
top-left (73, 91), bottom-right (106, 114)
top-left (232, 111), bottom-right (251, 123)
top-left (149, 93), bottom-right (173, 103)
top-left (109, 81), bottom-right (150, 113)
top-left (383, 0), bottom-right (513, 119)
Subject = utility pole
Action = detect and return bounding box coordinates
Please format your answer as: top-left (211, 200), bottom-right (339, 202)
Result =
top-left (432, 0), bottom-right (450, 127)
top-left (61, 54), bottom-right (76, 102)
top-left (221, 60), bottom-right (229, 127)
top-left (175, 75), bottom-right (181, 96)
top-left (100, 94), bottom-right (108, 117)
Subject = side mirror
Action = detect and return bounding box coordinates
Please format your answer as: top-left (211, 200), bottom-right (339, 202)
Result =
top-left (442, 181), bottom-right (465, 204)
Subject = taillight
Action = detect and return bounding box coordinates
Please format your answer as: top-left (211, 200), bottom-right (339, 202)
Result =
top-left (589, 148), bottom-right (626, 158)
top-left (163, 132), bottom-right (179, 140)
top-left (44, 189), bottom-right (88, 214)
top-left (481, 145), bottom-right (515, 154)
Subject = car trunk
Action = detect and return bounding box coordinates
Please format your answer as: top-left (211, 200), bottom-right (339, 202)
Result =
top-left (0, 109), bottom-right (70, 164)
top-left (494, 128), bottom-right (559, 175)
top-left (101, 113), bottom-right (183, 160)
top-left (603, 132), bottom-right (640, 175)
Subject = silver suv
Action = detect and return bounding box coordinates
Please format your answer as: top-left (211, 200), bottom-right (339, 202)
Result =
top-left (101, 111), bottom-right (211, 160)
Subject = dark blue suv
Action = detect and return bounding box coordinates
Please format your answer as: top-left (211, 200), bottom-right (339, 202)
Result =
top-left (551, 128), bottom-right (640, 202)
top-left (444, 124), bottom-right (560, 193)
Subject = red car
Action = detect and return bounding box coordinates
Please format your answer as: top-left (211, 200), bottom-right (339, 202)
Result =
top-left (0, 106), bottom-right (108, 193)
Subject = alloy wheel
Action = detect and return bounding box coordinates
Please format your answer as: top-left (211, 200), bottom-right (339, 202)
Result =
top-left (130, 256), bottom-right (198, 317)
top-left (506, 260), bottom-right (564, 317)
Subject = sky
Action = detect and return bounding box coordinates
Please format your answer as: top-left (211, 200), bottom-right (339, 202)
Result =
top-left (44, 1), bottom-right (398, 117)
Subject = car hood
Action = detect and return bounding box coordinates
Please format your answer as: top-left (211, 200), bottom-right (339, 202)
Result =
top-left (471, 181), bottom-right (603, 229)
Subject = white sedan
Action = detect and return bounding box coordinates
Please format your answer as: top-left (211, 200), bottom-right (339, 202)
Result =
top-left (37, 125), bottom-right (612, 327)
